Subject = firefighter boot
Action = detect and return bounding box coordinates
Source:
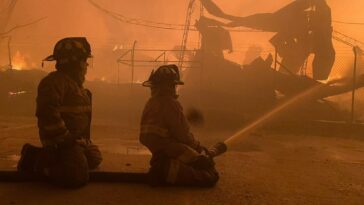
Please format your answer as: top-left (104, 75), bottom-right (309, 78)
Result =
top-left (17, 143), bottom-right (43, 174)
top-left (147, 156), bottom-right (170, 186)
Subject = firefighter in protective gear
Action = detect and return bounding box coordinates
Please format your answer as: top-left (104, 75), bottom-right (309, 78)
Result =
top-left (140, 64), bottom-right (219, 187)
top-left (17, 37), bottom-right (102, 188)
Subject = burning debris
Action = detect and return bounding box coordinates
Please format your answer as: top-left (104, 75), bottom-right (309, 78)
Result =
top-left (201, 0), bottom-right (335, 80)
top-left (11, 50), bottom-right (32, 70)
top-left (1, 2), bottom-right (364, 202)
top-left (8, 90), bottom-right (27, 97)
top-left (178, 0), bottom-right (364, 126)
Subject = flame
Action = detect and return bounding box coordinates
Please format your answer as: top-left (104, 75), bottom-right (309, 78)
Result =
top-left (8, 91), bottom-right (27, 97)
top-left (112, 44), bottom-right (124, 52)
top-left (12, 51), bottom-right (28, 70)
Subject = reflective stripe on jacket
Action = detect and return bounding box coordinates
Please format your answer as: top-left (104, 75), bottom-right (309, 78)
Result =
top-left (139, 95), bottom-right (200, 161)
top-left (36, 71), bottom-right (92, 146)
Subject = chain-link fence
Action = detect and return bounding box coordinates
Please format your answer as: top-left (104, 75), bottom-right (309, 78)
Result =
top-left (323, 46), bottom-right (364, 123)
top-left (113, 42), bottom-right (364, 125)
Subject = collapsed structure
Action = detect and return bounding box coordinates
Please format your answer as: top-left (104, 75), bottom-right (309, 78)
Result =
top-left (180, 0), bottom-right (363, 126)
top-left (1, 0), bottom-right (363, 128)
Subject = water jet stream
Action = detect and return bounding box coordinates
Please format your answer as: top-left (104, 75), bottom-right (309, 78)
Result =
top-left (224, 84), bottom-right (324, 145)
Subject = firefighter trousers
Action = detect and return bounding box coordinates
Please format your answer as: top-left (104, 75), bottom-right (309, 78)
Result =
top-left (18, 142), bottom-right (102, 188)
top-left (47, 143), bottom-right (102, 187)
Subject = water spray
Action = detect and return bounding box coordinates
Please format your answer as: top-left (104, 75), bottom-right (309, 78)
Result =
top-left (188, 84), bottom-right (325, 157)
top-left (224, 84), bottom-right (325, 146)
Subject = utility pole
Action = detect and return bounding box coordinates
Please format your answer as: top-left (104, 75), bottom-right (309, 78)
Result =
top-left (0, 0), bottom-right (17, 34)
top-left (1, 36), bottom-right (12, 70)
top-left (179, 0), bottom-right (195, 69)
top-left (351, 47), bottom-right (359, 124)
top-left (7, 36), bottom-right (12, 70)
top-left (131, 41), bottom-right (137, 88)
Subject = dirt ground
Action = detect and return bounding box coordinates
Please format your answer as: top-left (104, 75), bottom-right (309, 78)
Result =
top-left (1, 116), bottom-right (364, 205)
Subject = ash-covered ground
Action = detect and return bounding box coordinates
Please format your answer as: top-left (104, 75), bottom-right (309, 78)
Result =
top-left (1, 116), bottom-right (364, 205)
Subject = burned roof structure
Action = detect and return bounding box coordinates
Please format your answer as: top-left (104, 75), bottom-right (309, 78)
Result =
top-left (201, 0), bottom-right (335, 80)
top-left (180, 0), bottom-right (362, 128)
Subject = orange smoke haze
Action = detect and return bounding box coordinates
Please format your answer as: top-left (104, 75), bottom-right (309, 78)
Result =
top-left (0, 0), bottom-right (363, 81)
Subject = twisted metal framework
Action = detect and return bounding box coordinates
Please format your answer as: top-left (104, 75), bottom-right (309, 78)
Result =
top-left (333, 30), bottom-right (364, 50)
top-left (89, 0), bottom-right (363, 49)
top-left (178, 0), bottom-right (196, 68)
top-left (0, 0), bottom-right (17, 33)
top-left (88, 0), bottom-right (260, 33)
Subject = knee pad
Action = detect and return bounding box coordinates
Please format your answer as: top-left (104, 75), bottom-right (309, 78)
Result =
top-left (85, 144), bottom-right (102, 169)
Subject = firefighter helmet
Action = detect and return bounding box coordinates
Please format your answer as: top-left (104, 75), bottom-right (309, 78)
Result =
top-left (142, 64), bottom-right (184, 87)
top-left (43, 37), bottom-right (92, 63)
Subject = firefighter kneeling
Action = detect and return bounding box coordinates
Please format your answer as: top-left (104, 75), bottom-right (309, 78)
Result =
top-left (140, 65), bottom-right (220, 187)
top-left (17, 37), bottom-right (102, 188)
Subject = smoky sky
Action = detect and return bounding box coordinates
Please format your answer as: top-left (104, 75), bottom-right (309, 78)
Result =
top-left (1, 0), bottom-right (363, 81)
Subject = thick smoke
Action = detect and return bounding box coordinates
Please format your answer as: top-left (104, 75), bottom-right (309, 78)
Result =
top-left (0, 0), bottom-right (363, 82)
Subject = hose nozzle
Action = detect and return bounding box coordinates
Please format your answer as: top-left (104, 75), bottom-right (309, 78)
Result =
top-left (208, 142), bottom-right (227, 158)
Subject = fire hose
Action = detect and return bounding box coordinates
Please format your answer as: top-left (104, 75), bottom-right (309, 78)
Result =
top-left (0, 142), bottom-right (227, 183)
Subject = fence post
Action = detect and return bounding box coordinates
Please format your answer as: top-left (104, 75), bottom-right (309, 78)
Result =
top-left (128, 41), bottom-right (137, 125)
top-left (351, 46), bottom-right (358, 124)
top-left (117, 63), bottom-right (120, 86)
top-left (131, 41), bottom-right (137, 88)
top-left (274, 46), bottom-right (278, 71)
top-left (6, 36), bottom-right (12, 70)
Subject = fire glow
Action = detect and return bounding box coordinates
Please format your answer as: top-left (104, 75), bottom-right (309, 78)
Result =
top-left (11, 51), bottom-right (28, 70)
top-left (8, 91), bottom-right (27, 97)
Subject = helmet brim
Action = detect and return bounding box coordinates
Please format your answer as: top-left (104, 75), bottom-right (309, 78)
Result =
top-left (43, 55), bottom-right (56, 61)
top-left (142, 80), bottom-right (184, 87)
top-left (43, 54), bottom-right (93, 62)
top-left (142, 81), bottom-right (153, 87)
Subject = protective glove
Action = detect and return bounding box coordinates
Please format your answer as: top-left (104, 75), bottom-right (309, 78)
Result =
top-left (193, 141), bottom-right (207, 154)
